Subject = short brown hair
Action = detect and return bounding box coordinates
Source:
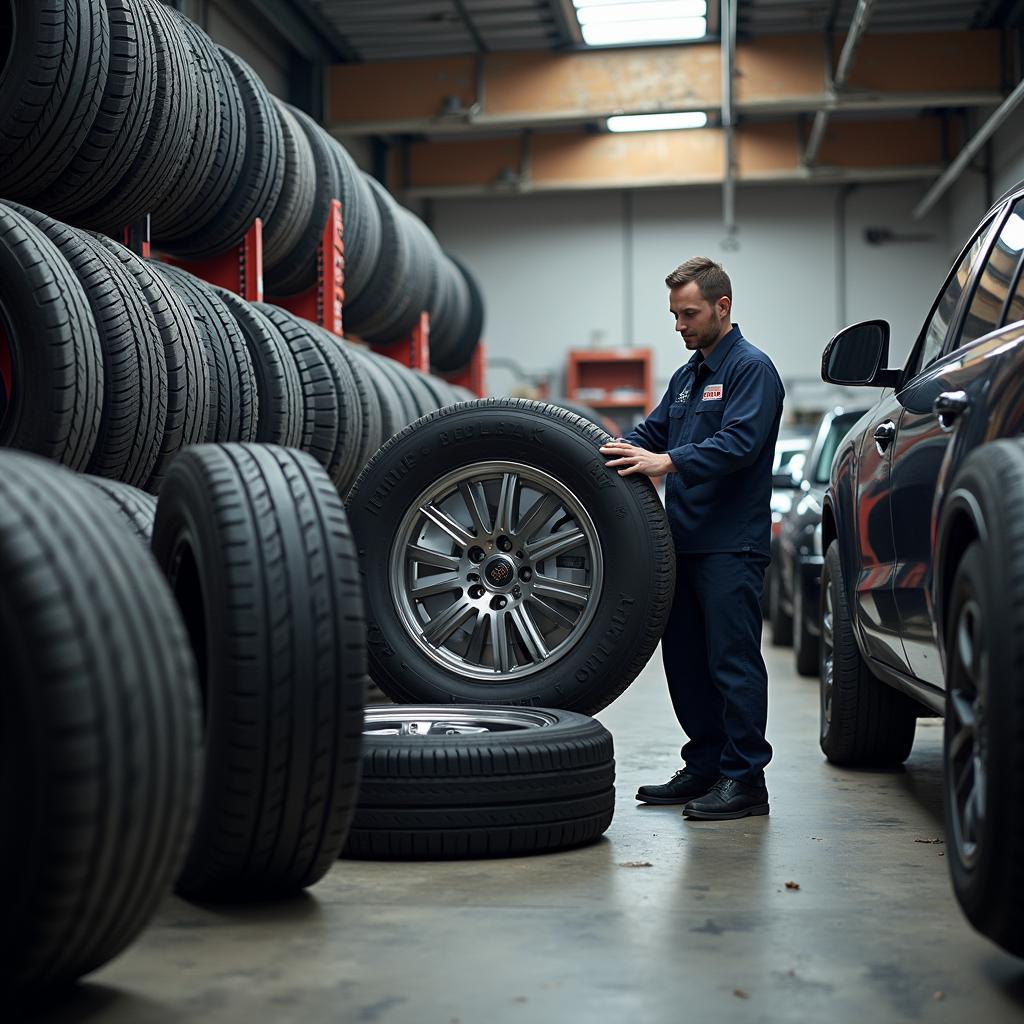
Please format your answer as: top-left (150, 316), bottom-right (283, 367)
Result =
top-left (665, 257), bottom-right (732, 304)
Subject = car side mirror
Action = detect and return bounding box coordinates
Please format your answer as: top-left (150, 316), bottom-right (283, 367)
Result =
top-left (821, 320), bottom-right (901, 388)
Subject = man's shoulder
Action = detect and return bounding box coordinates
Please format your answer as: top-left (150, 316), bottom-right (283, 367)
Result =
top-left (730, 337), bottom-right (781, 378)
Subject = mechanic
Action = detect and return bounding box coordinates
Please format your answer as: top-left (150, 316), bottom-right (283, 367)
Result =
top-left (600, 257), bottom-right (784, 820)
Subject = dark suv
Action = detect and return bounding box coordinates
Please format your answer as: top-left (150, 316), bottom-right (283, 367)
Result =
top-left (819, 183), bottom-right (1024, 957)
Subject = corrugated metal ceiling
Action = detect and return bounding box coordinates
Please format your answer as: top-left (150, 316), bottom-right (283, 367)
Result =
top-left (737, 0), bottom-right (1001, 35)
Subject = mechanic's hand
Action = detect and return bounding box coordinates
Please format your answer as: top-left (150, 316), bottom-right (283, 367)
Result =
top-left (599, 440), bottom-right (676, 478)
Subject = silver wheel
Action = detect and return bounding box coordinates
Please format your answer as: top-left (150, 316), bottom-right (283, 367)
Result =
top-left (364, 706), bottom-right (559, 737)
top-left (390, 461), bottom-right (604, 681)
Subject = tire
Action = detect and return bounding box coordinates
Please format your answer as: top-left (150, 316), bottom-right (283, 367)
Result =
top-left (0, 204), bottom-right (102, 471)
top-left (9, 203), bottom-right (165, 488)
top-left (263, 98), bottom-right (316, 270)
top-left (358, 351), bottom-right (411, 441)
top-left (365, 352), bottom-right (417, 431)
top-left (320, 335), bottom-right (383, 484)
top-left (79, 474), bottom-right (158, 542)
top-left (403, 368), bottom-right (443, 418)
top-left (432, 255), bottom-right (483, 374)
top-left (324, 148), bottom-right (379, 307)
top-left (86, 234), bottom-right (209, 491)
top-left (213, 287), bottom-right (303, 448)
top-left (819, 540), bottom-right (917, 766)
top-left (418, 372), bottom-right (456, 414)
top-left (254, 304), bottom-right (340, 478)
top-left (769, 564), bottom-right (793, 646)
top-left (346, 399), bottom-right (674, 714)
top-left (75, 0), bottom-right (197, 234)
top-left (0, 0), bottom-right (109, 200)
top-left (153, 264), bottom-right (257, 444)
top-left (45, 0), bottom-right (158, 219)
top-left (167, 48), bottom-right (284, 259)
top-left (793, 575), bottom-right (819, 677)
top-left (0, 451), bottom-right (201, 994)
top-left (150, 444), bottom-right (367, 899)
top-left (940, 439), bottom-right (1024, 957)
top-left (344, 706), bottom-right (615, 860)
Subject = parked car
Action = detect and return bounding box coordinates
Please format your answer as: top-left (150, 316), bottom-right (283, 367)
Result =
top-left (818, 183), bottom-right (1024, 958)
top-left (770, 407), bottom-right (867, 674)
top-left (764, 429), bottom-right (814, 617)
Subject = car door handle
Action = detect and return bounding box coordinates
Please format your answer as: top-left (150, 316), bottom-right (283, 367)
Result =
top-left (933, 390), bottom-right (969, 432)
top-left (873, 420), bottom-right (896, 455)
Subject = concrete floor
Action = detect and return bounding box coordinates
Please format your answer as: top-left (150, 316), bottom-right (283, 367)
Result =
top-left (27, 642), bottom-right (1024, 1024)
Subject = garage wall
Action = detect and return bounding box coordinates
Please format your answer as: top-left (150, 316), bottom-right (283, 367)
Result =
top-left (431, 182), bottom-right (950, 412)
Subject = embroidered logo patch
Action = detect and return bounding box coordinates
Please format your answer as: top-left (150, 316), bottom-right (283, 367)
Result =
top-left (676, 386), bottom-right (691, 404)
top-left (702, 385), bottom-right (723, 401)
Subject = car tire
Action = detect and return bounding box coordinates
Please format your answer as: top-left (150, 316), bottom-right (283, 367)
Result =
top-left (346, 399), bottom-right (674, 714)
top-left (80, 475), bottom-right (158, 543)
top-left (793, 576), bottom-right (819, 677)
top-left (0, 451), bottom-right (201, 994)
top-left (819, 540), bottom-right (917, 766)
top-left (769, 565), bottom-right (793, 646)
top-left (151, 444), bottom-right (367, 900)
top-left (344, 706), bottom-right (615, 860)
top-left (940, 438), bottom-right (1024, 957)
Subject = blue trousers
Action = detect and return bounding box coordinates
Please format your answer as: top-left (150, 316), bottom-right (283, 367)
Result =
top-left (661, 552), bottom-right (773, 785)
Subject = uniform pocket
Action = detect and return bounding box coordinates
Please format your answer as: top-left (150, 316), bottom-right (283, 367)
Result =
top-left (668, 403), bottom-right (686, 419)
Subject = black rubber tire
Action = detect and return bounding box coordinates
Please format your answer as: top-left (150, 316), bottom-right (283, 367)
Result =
top-left (346, 399), bottom-right (675, 714)
top-left (0, 0), bottom-right (109, 200)
top-left (432, 255), bottom-right (484, 374)
top-left (148, 10), bottom-right (223, 236)
top-left (819, 540), bottom-right (917, 766)
top-left (263, 98), bottom-right (316, 270)
top-left (86, 234), bottom-right (209, 491)
top-left (939, 440), bottom-right (1024, 957)
top-left (793, 576), bottom-right (819, 677)
top-left (418, 372), bottom-right (457, 414)
top-left (150, 444), bottom-right (367, 899)
top-left (323, 145), bottom-right (379, 307)
top-left (344, 706), bottom-right (615, 860)
top-left (403, 368), bottom-right (443, 418)
top-left (355, 350), bottom-right (408, 442)
top-left (320, 335), bottom-right (384, 482)
top-left (264, 106), bottom-right (341, 297)
top-left (153, 264), bottom-right (257, 445)
top-left (167, 48), bottom-right (284, 260)
top-left (44, 0), bottom-right (157, 219)
top-left (214, 287), bottom-right (303, 448)
top-left (366, 352), bottom-right (417, 430)
top-left (79, 473), bottom-right (158, 542)
top-left (0, 204), bottom-right (102, 471)
top-left (0, 451), bottom-right (201, 995)
top-left (255, 304), bottom-right (340, 477)
top-left (769, 565), bottom-right (793, 646)
top-left (75, 0), bottom-right (198, 234)
top-left (9, 203), bottom-right (165, 488)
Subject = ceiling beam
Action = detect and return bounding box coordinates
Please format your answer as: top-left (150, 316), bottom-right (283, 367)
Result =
top-left (237, 0), bottom-right (360, 63)
top-left (549, 0), bottom-right (583, 47)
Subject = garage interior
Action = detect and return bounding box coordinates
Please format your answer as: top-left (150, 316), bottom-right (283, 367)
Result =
top-left (5, 0), bottom-right (1024, 1021)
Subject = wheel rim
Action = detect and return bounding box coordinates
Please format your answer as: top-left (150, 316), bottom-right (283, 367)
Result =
top-left (946, 595), bottom-right (988, 870)
top-left (820, 568), bottom-right (835, 733)
top-left (390, 460), bottom-right (604, 681)
top-left (364, 706), bottom-right (559, 736)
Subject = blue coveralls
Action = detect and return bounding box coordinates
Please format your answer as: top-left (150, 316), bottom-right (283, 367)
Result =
top-left (625, 324), bottom-right (784, 785)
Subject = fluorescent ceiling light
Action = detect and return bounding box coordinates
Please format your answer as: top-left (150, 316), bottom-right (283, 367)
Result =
top-left (575, 1), bottom-right (706, 21)
top-left (582, 17), bottom-right (707, 44)
top-left (607, 111), bottom-right (708, 132)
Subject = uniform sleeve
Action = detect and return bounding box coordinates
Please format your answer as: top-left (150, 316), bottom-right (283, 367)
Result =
top-left (622, 380), bottom-right (673, 452)
top-left (668, 361), bottom-right (781, 485)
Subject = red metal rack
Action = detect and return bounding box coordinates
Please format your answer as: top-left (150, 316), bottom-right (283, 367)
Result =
top-left (275, 199), bottom-right (344, 336)
top-left (165, 220), bottom-right (265, 302)
top-left (370, 311), bottom-right (430, 371)
top-left (441, 342), bottom-right (486, 397)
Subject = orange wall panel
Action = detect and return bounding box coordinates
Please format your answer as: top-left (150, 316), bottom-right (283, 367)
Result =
top-left (848, 31), bottom-right (1001, 93)
top-left (818, 118), bottom-right (944, 168)
top-left (408, 137), bottom-right (523, 188)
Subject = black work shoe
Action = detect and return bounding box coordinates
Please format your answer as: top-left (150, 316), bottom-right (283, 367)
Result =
top-left (682, 777), bottom-right (770, 820)
top-left (636, 769), bottom-right (716, 805)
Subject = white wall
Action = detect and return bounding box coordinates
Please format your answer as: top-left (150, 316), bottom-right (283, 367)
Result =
top-left (432, 182), bottom-right (951, 412)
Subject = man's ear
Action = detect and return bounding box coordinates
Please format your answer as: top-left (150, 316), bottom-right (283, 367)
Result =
top-left (718, 295), bottom-right (732, 319)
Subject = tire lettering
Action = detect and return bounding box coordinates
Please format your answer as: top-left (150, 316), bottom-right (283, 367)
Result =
top-left (365, 453), bottom-right (418, 512)
top-left (574, 593), bottom-right (636, 683)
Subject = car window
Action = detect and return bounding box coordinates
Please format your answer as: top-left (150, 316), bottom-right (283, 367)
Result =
top-left (908, 217), bottom-right (994, 378)
top-left (958, 201), bottom-right (1024, 348)
top-left (812, 412), bottom-right (864, 484)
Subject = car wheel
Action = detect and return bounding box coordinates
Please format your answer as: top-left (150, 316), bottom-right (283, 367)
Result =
top-left (769, 563), bottom-right (793, 646)
top-left (819, 540), bottom-right (917, 766)
top-left (345, 399), bottom-right (674, 715)
top-left (793, 576), bottom-right (819, 677)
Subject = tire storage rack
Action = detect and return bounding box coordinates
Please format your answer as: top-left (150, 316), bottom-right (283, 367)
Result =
top-left (0, 1), bottom-right (675, 1002)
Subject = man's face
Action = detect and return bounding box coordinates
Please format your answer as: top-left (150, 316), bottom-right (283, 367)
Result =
top-left (669, 282), bottom-right (730, 352)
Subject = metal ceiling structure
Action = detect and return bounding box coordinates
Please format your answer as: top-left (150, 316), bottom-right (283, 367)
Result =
top-left (736, 0), bottom-right (1007, 35)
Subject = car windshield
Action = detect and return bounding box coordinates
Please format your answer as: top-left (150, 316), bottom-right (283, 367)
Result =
top-left (813, 412), bottom-right (864, 484)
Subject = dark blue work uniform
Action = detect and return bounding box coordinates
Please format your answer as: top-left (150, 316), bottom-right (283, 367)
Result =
top-left (625, 324), bottom-right (784, 785)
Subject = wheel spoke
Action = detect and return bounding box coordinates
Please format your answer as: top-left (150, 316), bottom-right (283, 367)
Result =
top-left (514, 493), bottom-right (561, 543)
top-left (526, 528), bottom-right (586, 564)
top-left (407, 544), bottom-right (461, 572)
top-left (421, 596), bottom-right (476, 647)
top-left (410, 572), bottom-right (463, 600)
top-left (490, 610), bottom-right (514, 672)
top-left (420, 502), bottom-right (475, 551)
top-left (492, 473), bottom-right (519, 537)
top-left (465, 610), bottom-right (490, 665)
top-left (532, 573), bottom-right (591, 608)
top-left (527, 594), bottom-right (576, 631)
top-left (948, 721), bottom-right (974, 763)
top-left (458, 480), bottom-right (492, 538)
top-left (509, 604), bottom-right (550, 663)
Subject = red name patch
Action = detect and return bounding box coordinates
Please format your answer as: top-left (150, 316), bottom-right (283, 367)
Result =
top-left (702, 385), bottom-right (723, 401)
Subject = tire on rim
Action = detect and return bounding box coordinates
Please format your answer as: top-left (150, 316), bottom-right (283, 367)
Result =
top-left (346, 399), bottom-right (674, 714)
top-left (819, 540), bottom-right (917, 766)
top-left (940, 438), bottom-right (1024, 957)
top-left (344, 706), bottom-right (615, 860)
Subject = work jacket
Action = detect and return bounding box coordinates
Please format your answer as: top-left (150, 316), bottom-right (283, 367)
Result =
top-left (625, 324), bottom-right (784, 557)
